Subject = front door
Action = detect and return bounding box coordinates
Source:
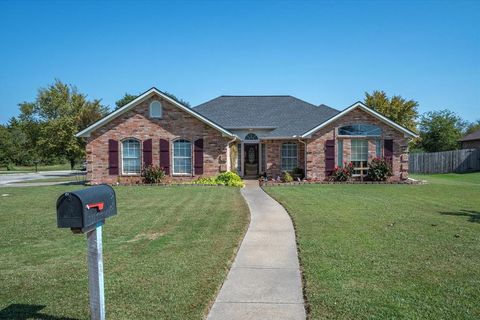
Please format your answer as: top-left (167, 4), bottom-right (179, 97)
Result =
top-left (244, 144), bottom-right (258, 176)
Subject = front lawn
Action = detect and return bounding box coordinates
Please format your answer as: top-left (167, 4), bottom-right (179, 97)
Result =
top-left (264, 173), bottom-right (480, 319)
top-left (0, 185), bottom-right (249, 319)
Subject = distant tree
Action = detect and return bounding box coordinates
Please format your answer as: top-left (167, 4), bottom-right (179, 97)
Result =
top-left (163, 91), bottom-right (190, 107)
top-left (115, 93), bottom-right (138, 109)
top-left (364, 90), bottom-right (418, 132)
top-left (465, 120), bottom-right (480, 135)
top-left (418, 110), bottom-right (466, 152)
top-left (115, 91), bottom-right (190, 110)
top-left (17, 80), bottom-right (109, 169)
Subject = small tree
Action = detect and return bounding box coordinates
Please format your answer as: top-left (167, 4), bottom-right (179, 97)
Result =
top-left (418, 110), bottom-right (466, 152)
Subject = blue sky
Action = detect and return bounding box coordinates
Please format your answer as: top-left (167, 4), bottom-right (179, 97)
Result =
top-left (0, 0), bottom-right (479, 124)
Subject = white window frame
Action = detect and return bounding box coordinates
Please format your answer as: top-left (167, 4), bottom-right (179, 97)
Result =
top-left (281, 142), bottom-right (298, 171)
top-left (245, 133), bottom-right (259, 142)
top-left (351, 139), bottom-right (369, 176)
top-left (121, 138), bottom-right (142, 175)
top-left (149, 100), bottom-right (162, 118)
top-left (172, 139), bottom-right (192, 176)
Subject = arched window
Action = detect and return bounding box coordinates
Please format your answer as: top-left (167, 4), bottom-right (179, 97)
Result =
top-left (173, 139), bottom-right (192, 174)
top-left (122, 139), bottom-right (141, 174)
top-left (149, 100), bottom-right (162, 118)
top-left (338, 124), bottom-right (381, 136)
top-left (245, 133), bottom-right (259, 141)
top-left (281, 142), bottom-right (298, 171)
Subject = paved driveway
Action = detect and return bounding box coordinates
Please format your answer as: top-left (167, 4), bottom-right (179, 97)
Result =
top-left (0, 170), bottom-right (84, 186)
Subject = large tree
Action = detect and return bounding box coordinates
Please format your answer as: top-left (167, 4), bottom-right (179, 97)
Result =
top-left (18, 80), bottom-right (109, 169)
top-left (418, 110), bottom-right (466, 152)
top-left (465, 120), bottom-right (480, 135)
top-left (364, 90), bottom-right (418, 132)
top-left (115, 93), bottom-right (138, 109)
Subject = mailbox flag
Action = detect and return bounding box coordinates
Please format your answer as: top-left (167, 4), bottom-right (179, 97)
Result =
top-left (143, 139), bottom-right (152, 167)
top-left (160, 139), bottom-right (170, 175)
top-left (194, 138), bottom-right (204, 175)
top-left (108, 139), bottom-right (119, 175)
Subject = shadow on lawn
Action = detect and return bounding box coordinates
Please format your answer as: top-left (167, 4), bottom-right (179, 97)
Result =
top-left (0, 304), bottom-right (78, 320)
top-left (440, 209), bottom-right (480, 223)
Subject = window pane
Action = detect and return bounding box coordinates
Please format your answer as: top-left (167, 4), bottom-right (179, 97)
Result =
top-left (245, 133), bottom-right (258, 140)
top-left (351, 139), bottom-right (368, 176)
top-left (150, 101), bottom-right (162, 118)
top-left (339, 124), bottom-right (381, 136)
top-left (122, 139), bottom-right (140, 174)
top-left (376, 139), bottom-right (382, 157)
top-left (173, 139), bottom-right (192, 174)
top-left (281, 143), bottom-right (297, 171)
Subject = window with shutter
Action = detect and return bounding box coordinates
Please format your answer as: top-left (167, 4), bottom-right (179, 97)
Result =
top-left (143, 139), bottom-right (152, 167)
top-left (160, 139), bottom-right (170, 175)
top-left (108, 139), bottom-right (119, 175)
top-left (325, 139), bottom-right (335, 176)
top-left (194, 139), bottom-right (204, 175)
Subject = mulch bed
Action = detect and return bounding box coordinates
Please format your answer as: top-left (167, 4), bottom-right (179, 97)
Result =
top-left (261, 179), bottom-right (425, 187)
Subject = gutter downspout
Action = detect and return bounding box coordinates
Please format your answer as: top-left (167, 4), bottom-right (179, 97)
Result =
top-left (294, 136), bottom-right (308, 179)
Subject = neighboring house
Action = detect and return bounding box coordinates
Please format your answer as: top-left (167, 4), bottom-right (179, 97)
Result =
top-left (459, 129), bottom-right (480, 149)
top-left (76, 87), bottom-right (418, 184)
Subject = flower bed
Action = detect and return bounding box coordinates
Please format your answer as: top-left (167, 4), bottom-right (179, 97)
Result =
top-left (260, 178), bottom-right (424, 187)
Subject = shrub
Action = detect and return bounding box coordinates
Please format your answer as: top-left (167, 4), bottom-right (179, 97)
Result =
top-left (282, 171), bottom-right (294, 183)
top-left (216, 172), bottom-right (244, 187)
top-left (291, 167), bottom-right (304, 179)
top-left (142, 165), bottom-right (166, 184)
top-left (367, 157), bottom-right (392, 181)
top-left (193, 177), bottom-right (222, 185)
top-left (332, 162), bottom-right (354, 181)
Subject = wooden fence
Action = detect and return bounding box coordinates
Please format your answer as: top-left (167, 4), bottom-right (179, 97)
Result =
top-left (409, 149), bottom-right (480, 174)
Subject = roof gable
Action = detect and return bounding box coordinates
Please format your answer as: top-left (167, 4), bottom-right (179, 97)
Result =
top-left (301, 102), bottom-right (418, 138)
top-left (76, 88), bottom-right (236, 138)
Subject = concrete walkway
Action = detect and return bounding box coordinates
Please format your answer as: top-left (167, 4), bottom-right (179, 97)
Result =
top-left (207, 180), bottom-right (305, 320)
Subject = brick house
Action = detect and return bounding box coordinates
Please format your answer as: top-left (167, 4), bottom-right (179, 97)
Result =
top-left (77, 88), bottom-right (418, 184)
top-left (459, 129), bottom-right (480, 149)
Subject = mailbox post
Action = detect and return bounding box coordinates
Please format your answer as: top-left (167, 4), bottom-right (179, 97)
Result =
top-left (56, 185), bottom-right (117, 320)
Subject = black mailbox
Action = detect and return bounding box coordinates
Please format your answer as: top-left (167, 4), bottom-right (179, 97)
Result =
top-left (57, 185), bottom-right (117, 232)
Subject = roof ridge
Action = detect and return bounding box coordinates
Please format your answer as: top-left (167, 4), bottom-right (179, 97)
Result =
top-left (219, 95), bottom-right (293, 97)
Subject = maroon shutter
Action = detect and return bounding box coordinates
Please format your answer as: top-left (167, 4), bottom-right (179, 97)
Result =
top-left (325, 139), bottom-right (335, 176)
top-left (384, 139), bottom-right (393, 165)
top-left (160, 139), bottom-right (170, 175)
top-left (143, 139), bottom-right (152, 167)
top-left (194, 138), bottom-right (204, 175)
top-left (108, 139), bottom-right (119, 175)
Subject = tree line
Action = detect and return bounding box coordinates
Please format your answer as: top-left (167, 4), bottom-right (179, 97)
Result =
top-left (0, 80), bottom-right (478, 170)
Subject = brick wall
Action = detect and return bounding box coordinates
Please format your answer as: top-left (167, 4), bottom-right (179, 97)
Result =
top-left (86, 93), bottom-right (230, 184)
top-left (306, 108), bottom-right (410, 181)
top-left (262, 140), bottom-right (305, 178)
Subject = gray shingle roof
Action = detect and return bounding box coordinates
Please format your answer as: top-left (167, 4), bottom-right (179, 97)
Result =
top-left (194, 96), bottom-right (339, 138)
top-left (459, 129), bottom-right (480, 142)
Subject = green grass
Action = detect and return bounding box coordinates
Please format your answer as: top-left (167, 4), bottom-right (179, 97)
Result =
top-left (264, 173), bottom-right (480, 319)
top-left (0, 185), bottom-right (249, 319)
